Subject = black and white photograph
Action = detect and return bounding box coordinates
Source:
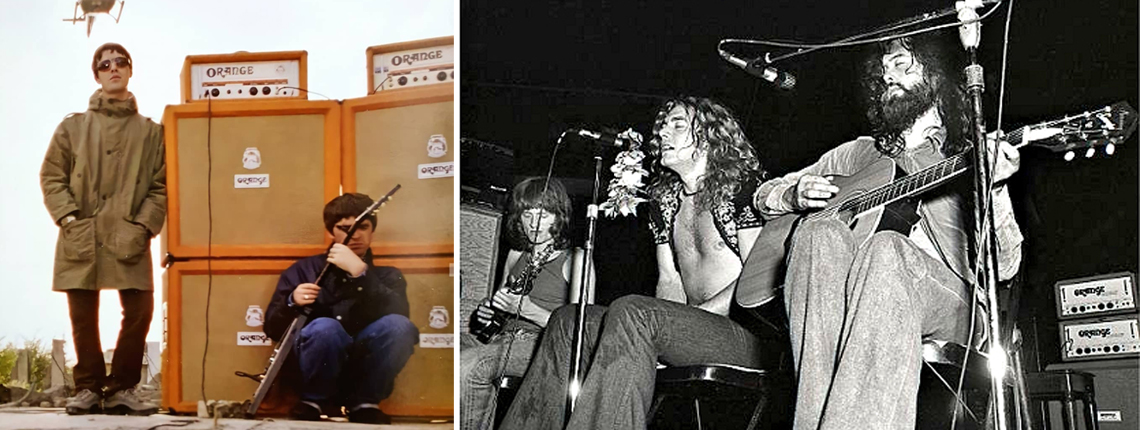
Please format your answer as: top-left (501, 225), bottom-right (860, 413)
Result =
top-left (460, 1), bottom-right (1138, 429)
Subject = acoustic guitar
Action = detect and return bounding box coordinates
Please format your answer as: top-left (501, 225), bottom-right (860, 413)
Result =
top-left (736, 102), bottom-right (1137, 308)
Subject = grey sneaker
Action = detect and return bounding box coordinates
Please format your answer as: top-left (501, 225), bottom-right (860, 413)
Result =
top-left (65, 389), bottom-right (103, 415)
top-left (104, 387), bottom-right (158, 416)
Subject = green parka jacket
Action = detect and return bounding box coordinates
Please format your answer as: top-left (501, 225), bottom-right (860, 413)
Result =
top-left (40, 90), bottom-right (166, 291)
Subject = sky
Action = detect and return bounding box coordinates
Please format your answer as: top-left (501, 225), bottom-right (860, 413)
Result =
top-left (0, 0), bottom-right (454, 364)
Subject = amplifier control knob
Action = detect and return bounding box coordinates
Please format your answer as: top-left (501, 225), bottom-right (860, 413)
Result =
top-left (210, 88), bottom-right (220, 97)
top-left (398, 76), bottom-right (408, 86)
top-left (438, 71), bottom-right (447, 81)
top-left (250, 87), bottom-right (259, 96)
top-left (263, 86), bottom-right (271, 95)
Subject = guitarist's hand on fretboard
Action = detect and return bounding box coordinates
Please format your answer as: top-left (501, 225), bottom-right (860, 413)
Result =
top-left (783, 174), bottom-right (840, 212)
top-left (987, 131), bottom-right (1022, 183)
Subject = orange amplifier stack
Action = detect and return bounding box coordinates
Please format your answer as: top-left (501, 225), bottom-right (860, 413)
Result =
top-left (346, 35), bottom-right (455, 417)
top-left (1034, 272), bottom-right (1140, 430)
top-left (160, 41), bottom-right (454, 420)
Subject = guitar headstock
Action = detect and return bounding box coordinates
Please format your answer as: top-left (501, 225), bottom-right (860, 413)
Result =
top-left (366, 184), bottom-right (402, 217)
top-left (1023, 102), bottom-right (1137, 160)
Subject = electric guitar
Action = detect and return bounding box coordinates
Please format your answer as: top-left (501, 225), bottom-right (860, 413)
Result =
top-left (736, 102), bottom-right (1137, 308)
top-left (239, 184), bottom-right (401, 418)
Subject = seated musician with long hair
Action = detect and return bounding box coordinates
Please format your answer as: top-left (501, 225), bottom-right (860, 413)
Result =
top-left (460, 177), bottom-right (593, 430)
top-left (748, 31), bottom-right (1024, 430)
top-left (500, 97), bottom-right (786, 430)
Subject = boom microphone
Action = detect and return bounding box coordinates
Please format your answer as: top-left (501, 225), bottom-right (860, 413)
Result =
top-left (720, 50), bottom-right (796, 90)
top-left (568, 128), bottom-right (630, 148)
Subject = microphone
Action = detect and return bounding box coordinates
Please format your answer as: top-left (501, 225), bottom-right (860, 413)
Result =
top-left (956, 0), bottom-right (982, 50)
top-left (568, 128), bottom-right (629, 148)
top-left (720, 50), bottom-right (796, 90)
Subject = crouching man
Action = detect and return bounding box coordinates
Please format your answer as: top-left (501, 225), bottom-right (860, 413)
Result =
top-left (264, 193), bottom-right (419, 424)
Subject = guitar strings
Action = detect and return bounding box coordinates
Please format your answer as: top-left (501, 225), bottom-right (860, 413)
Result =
top-left (814, 152), bottom-right (970, 222)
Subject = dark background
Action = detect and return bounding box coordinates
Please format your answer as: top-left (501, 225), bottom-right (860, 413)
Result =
top-left (460, 0), bottom-right (1138, 371)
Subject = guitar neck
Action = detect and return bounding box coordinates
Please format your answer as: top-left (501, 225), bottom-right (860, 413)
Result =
top-left (802, 100), bottom-right (1135, 220)
top-left (814, 149), bottom-right (974, 220)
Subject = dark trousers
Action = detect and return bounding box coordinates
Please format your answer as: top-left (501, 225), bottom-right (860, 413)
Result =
top-left (66, 289), bottom-right (154, 396)
top-left (501, 295), bottom-right (768, 430)
top-left (294, 315), bottom-right (419, 407)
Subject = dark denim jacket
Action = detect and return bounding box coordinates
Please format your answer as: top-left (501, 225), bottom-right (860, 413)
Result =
top-left (264, 250), bottom-right (410, 341)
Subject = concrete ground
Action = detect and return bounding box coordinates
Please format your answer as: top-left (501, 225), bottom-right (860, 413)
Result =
top-left (0, 409), bottom-right (454, 430)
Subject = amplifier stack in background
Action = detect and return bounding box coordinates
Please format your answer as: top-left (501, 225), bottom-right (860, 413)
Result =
top-left (1053, 272), bottom-right (1138, 362)
top-left (1035, 272), bottom-right (1139, 430)
top-left (160, 37), bottom-right (455, 419)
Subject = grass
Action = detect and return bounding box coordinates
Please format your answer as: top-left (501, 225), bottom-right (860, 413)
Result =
top-left (0, 338), bottom-right (66, 390)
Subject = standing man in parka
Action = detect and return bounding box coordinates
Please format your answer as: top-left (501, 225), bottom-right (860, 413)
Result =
top-left (40, 43), bottom-right (166, 416)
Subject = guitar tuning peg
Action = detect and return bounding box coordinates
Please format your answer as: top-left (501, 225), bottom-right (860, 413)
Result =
top-left (1085, 148), bottom-right (1095, 158)
top-left (1064, 151), bottom-right (1075, 161)
top-left (1106, 143), bottom-right (1116, 155)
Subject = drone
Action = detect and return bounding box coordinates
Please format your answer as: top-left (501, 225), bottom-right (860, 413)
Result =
top-left (63, 0), bottom-right (125, 37)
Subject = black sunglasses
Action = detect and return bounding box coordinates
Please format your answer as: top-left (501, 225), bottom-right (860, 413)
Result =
top-left (334, 222), bottom-right (372, 234)
top-left (97, 57), bottom-right (131, 72)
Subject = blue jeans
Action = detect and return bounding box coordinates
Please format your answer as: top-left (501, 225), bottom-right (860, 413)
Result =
top-left (500, 295), bottom-right (771, 430)
top-left (294, 315), bottom-right (419, 407)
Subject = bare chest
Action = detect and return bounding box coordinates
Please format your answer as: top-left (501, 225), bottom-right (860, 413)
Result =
top-left (672, 199), bottom-right (730, 254)
top-left (671, 198), bottom-right (742, 301)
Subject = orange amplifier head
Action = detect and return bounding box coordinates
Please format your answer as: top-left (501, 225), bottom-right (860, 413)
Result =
top-left (1059, 313), bottom-right (1140, 362)
top-left (367, 36), bottom-right (454, 94)
top-left (1055, 272), bottom-right (1136, 320)
top-left (181, 50), bottom-right (308, 103)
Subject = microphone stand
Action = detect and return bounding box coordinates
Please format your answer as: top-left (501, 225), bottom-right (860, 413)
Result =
top-left (957, 3), bottom-right (1011, 430)
top-left (565, 153), bottom-right (603, 421)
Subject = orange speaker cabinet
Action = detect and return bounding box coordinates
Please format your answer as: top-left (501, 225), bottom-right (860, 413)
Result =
top-left (181, 50), bottom-right (308, 103)
top-left (162, 259), bottom-right (296, 415)
top-left (162, 257), bottom-right (454, 418)
top-left (162, 100), bottom-right (341, 259)
top-left (372, 256), bottom-right (455, 418)
top-left (342, 85), bottom-right (454, 258)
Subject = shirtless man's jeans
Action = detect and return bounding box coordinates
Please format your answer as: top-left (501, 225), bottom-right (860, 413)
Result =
top-left (500, 294), bottom-right (780, 430)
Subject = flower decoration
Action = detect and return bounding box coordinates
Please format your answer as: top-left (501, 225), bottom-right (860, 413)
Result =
top-left (600, 128), bottom-right (649, 217)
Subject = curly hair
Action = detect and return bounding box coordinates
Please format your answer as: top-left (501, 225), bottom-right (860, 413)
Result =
top-left (646, 97), bottom-right (765, 211)
top-left (505, 177), bottom-right (573, 251)
top-left (860, 32), bottom-right (973, 157)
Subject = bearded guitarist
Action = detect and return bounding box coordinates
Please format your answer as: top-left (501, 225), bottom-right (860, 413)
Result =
top-left (747, 32), bottom-right (1024, 430)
